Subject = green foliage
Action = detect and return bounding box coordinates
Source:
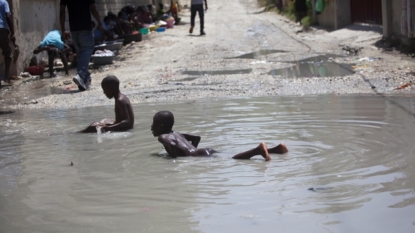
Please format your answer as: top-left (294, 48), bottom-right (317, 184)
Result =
top-left (281, 2), bottom-right (296, 21)
top-left (301, 16), bottom-right (312, 30)
top-left (256, 0), bottom-right (314, 31)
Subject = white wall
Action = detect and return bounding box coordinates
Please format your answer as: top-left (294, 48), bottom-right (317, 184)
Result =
top-left (1, 0), bottom-right (60, 79)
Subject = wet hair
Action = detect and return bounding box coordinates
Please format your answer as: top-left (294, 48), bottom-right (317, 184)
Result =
top-left (154, 111), bottom-right (174, 130)
top-left (101, 75), bottom-right (120, 89)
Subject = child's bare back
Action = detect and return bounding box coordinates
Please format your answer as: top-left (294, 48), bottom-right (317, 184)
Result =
top-left (80, 76), bottom-right (134, 133)
top-left (152, 111), bottom-right (288, 160)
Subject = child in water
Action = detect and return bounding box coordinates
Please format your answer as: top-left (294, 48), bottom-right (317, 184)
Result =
top-left (151, 111), bottom-right (288, 160)
top-left (79, 75), bottom-right (134, 133)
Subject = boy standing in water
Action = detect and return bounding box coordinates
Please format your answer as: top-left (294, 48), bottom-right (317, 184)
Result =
top-left (151, 111), bottom-right (288, 160)
top-left (80, 75), bottom-right (134, 133)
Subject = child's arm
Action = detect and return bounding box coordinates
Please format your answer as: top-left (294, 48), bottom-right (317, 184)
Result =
top-left (182, 134), bottom-right (201, 148)
top-left (101, 98), bottom-right (133, 132)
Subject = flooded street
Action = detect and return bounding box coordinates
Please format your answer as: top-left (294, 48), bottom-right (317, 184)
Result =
top-left (0, 0), bottom-right (415, 232)
top-left (1, 95), bottom-right (415, 233)
top-left (1, 0), bottom-right (414, 110)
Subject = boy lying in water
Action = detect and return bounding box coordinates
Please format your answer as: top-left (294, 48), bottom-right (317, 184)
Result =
top-left (151, 111), bottom-right (288, 160)
top-left (79, 75), bottom-right (134, 133)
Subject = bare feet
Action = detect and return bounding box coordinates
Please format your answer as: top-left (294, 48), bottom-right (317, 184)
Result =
top-left (258, 142), bottom-right (271, 161)
top-left (268, 143), bottom-right (288, 154)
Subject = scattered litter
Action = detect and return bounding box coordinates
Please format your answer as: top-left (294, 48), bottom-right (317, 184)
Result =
top-left (63, 80), bottom-right (72, 85)
top-left (250, 61), bottom-right (267, 65)
top-left (341, 45), bottom-right (363, 55)
top-left (352, 65), bottom-right (368, 70)
top-left (395, 83), bottom-right (413, 90)
top-left (358, 57), bottom-right (382, 62)
top-left (70, 161), bottom-right (74, 166)
top-left (20, 72), bottom-right (31, 78)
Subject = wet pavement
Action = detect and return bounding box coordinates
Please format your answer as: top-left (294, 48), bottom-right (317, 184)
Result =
top-left (182, 68), bottom-right (253, 76)
top-left (269, 55), bottom-right (355, 78)
top-left (226, 49), bottom-right (286, 59)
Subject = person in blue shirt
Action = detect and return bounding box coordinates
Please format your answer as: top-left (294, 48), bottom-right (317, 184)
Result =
top-left (93, 16), bottom-right (114, 44)
top-left (0, 0), bottom-right (15, 87)
top-left (33, 30), bottom-right (71, 77)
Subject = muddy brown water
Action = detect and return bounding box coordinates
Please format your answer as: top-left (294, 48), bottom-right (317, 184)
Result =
top-left (1, 95), bottom-right (415, 233)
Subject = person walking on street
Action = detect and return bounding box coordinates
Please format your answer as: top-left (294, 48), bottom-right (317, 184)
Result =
top-left (189, 0), bottom-right (208, 36)
top-left (0, 0), bottom-right (15, 88)
top-left (60, 0), bottom-right (103, 91)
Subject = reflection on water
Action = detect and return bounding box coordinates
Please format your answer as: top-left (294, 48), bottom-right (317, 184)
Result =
top-left (0, 95), bottom-right (415, 233)
top-left (269, 55), bottom-right (355, 78)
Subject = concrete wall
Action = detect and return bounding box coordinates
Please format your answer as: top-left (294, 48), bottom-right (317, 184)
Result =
top-left (391, 0), bottom-right (402, 36)
top-left (316, 0), bottom-right (336, 29)
top-left (315, 0), bottom-right (352, 30)
top-left (0, 0), bottom-right (174, 79)
top-left (1, 0), bottom-right (60, 79)
top-left (335, 0), bottom-right (351, 29)
top-left (95, 0), bottom-right (170, 18)
top-left (18, 0), bottom-right (60, 72)
top-left (382, 0), bottom-right (407, 43)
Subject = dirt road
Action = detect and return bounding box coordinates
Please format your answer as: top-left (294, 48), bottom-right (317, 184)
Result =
top-left (1, 0), bottom-right (415, 109)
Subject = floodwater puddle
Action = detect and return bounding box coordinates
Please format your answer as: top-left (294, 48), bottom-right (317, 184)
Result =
top-left (1, 95), bottom-right (415, 232)
top-left (227, 49), bottom-right (286, 59)
top-left (182, 68), bottom-right (252, 76)
top-left (269, 55), bottom-right (355, 78)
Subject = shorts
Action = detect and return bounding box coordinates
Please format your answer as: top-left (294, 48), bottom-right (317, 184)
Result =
top-left (0, 28), bottom-right (11, 57)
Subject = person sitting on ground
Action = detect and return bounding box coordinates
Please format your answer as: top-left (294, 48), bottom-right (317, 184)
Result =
top-left (107, 12), bottom-right (124, 36)
top-left (136, 6), bottom-right (153, 25)
top-left (147, 4), bottom-right (157, 22)
top-left (151, 111), bottom-right (288, 160)
top-left (117, 11), bottom-right (133, 35)
top-left (79, 75), bottom-right (134, 133)
top-left (156, 3), bottom-right (167, 21)
top-left (33, 30), bottom-right (71, 77)
top-left (118, 5), bottom-right (137, 30)
top-left (121, 5), bottom-right (135, 16)
top-left (93, 17), bottom-right (115, 44)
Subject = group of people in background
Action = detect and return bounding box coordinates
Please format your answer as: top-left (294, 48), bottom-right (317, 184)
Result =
top-left (1, 0), bottom-right (209, 91)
